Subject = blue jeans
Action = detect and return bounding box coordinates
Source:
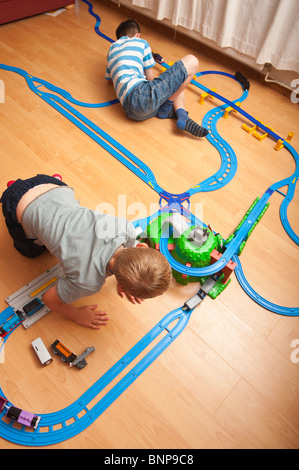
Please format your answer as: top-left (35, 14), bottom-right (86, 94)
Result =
top-left (123, 60), bottom-right (188, 121)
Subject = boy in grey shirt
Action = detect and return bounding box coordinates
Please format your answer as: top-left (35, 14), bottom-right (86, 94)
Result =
top-left (1, 175), bottom-right (172, 329)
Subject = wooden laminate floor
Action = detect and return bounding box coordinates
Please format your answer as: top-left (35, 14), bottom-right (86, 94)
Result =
top-left (0, 0), bottom-right (298, 449)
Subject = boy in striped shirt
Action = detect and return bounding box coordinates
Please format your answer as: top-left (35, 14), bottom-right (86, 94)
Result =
top-left (105, 19), bottom-right (208, 138)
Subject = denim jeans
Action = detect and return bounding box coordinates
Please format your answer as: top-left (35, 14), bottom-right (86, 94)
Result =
top-left (123, 60), bottom-right (188, 121)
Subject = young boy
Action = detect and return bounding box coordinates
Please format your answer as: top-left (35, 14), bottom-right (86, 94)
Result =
top-left (0, 175), bottom-right (172, 329)
top-left (105, 19), bottom-right (209, 138)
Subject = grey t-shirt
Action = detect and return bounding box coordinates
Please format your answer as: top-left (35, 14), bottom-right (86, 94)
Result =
top-left (21, 187), bottom-right (136, 303)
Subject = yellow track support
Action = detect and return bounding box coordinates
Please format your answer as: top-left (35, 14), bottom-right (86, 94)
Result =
top-left (275, 132), bottom-right (294, 151)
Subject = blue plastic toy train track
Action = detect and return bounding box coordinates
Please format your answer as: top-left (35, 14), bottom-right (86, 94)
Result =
top-left (0, 305), bottom-right (193, 445)
top-left (233, 255), bottom-right (299, 316)
top-left (81, 0), bottom-right (114, 43)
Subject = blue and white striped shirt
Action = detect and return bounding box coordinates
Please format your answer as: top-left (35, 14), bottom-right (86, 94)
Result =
top-left (105, 36), bottom-right (155, 105)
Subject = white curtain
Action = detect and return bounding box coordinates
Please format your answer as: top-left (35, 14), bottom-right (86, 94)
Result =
top-left (130, 0), bottom-right (299, 72)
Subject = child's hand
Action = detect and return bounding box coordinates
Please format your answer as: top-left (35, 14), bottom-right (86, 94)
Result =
top-left (117, 283), bottom-right (144, 305)
top-left (77, 305), bottom-right (109, 329)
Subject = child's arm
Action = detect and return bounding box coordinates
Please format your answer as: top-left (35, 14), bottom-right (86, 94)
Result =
top-left (43, 285), bottom-right (109, 329)
top-left (145, 68), bottom-right (154, 81)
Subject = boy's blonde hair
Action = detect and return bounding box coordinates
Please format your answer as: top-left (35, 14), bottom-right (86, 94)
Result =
top-left (114, 247), bottom-right (172, 299)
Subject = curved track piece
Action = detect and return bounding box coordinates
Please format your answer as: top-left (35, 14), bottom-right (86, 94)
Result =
top-left (0, 305), bottom-right (192, 445)
top-left (233, 255), bottom-right (299, 316)
top-left (270, 142), bottom-right (299, 245)
top-left (189, 73), bottom-right (248, 195)
top-left (81, 0), bottom-right (114, 43)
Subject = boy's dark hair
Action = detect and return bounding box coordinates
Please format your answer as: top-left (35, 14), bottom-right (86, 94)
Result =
top-left (116, 19), bottom-right (141, 40)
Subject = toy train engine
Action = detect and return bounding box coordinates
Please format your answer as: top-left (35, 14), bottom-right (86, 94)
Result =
top-left (0, 312), bottom-right (22, 337)
top-left (0, 395), bottom-right (41, 429)
top-left (0, 298), bottom-right (45, 338)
